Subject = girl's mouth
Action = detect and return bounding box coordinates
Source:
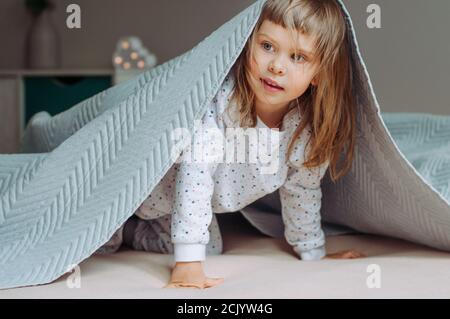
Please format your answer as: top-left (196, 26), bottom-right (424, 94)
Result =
top-left (261, 79), bottom-right (284, 93)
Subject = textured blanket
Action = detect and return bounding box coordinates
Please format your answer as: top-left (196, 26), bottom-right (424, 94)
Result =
top-left (380, 112), bottom-right (450, 202)
top-left (240, 112), bottom-right (450, 238)
top-left (1, 0), bottom-right (449, 289)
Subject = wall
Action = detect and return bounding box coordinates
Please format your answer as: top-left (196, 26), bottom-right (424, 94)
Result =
top-left (0, 0), bottom-right (449, 115)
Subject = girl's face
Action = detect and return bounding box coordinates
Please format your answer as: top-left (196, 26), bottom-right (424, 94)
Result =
top-left (248, 20), bottom-right (319, 113)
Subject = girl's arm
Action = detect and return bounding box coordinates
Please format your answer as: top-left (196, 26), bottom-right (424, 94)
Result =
top-left (279, 162), bottom-right (329, 261)
top-left (170, 112), bottom-right (222, 262)
top-left (164, 97), bottom-right (224, 288)
top-left (166, 137), bottom-right (221, 289)
top-left (171, 153), bottom-right (219, 262)
top-left (280, 162), bottom-right (366, 260)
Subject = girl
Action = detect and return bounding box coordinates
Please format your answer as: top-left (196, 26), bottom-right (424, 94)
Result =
top-left (96, 0), bottom-right (366, 289)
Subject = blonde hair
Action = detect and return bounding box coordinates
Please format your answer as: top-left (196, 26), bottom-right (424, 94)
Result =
top-left (228, 0), bottom-right (355, 183)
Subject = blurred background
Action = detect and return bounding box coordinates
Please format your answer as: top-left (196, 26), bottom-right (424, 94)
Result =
top-left (0, 0), bottom-right (449, 153)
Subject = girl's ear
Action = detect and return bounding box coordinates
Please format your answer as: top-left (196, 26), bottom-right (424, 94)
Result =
top-left (311, 77), bottom-right (318, 86)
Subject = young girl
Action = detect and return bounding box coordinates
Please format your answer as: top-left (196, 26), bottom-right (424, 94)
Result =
top-left (96, 0), bottom-right (366, 289)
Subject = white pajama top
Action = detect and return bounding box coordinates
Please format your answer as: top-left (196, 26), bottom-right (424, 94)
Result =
top-left (135, 69), bottom-right (330, 262)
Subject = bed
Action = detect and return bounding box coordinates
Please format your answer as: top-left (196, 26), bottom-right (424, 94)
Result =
top-left (1, 212), bottom-right (449, 299)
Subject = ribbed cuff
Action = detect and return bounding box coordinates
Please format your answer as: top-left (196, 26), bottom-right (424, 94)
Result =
top-left (174, 243), bottom-right (206, 262)
top-left (294, 245), bottom-right (326, 261)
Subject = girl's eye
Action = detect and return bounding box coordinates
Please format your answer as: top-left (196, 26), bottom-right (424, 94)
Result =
top-left (261, 42), bottom-right (273, 51)
top-left (292, 54), bottom-right (306, 63)
top-left (261, 42), bottom-right (307, 63)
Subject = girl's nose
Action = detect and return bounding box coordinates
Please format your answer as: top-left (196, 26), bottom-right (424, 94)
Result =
top-left (269, 60), bottom-right (286, 75)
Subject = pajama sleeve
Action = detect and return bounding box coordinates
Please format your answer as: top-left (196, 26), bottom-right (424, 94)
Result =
top-left (170, 107), bottom-right (223, 262)
top-left (279, 159), bottom-right (330, 261)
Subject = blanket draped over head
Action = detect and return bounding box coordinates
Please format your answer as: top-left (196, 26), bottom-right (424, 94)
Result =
top-left (1, 0), bottom-right (449, 289)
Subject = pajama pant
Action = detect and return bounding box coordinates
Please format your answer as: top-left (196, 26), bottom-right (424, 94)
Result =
top-left (94, 212), bottom-right (224, 256)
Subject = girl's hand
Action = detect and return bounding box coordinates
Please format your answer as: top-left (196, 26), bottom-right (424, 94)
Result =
top-left (325, 249), bottom-right (366, 259)
top-left (164, 261), bottom-right (224, 289)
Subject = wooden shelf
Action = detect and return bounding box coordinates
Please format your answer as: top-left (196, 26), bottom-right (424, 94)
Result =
top-left (0, 69), bottom-right (115, 153)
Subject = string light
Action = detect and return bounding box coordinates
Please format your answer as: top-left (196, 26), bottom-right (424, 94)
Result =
top-left (130, 52), bottom-right (138, 60)
top-left (112, 36), bottom-right (158, 83)
top-left (114, 56), bottom-right (123, 65)
top-left (121, 41), bottom-right (130, 50)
